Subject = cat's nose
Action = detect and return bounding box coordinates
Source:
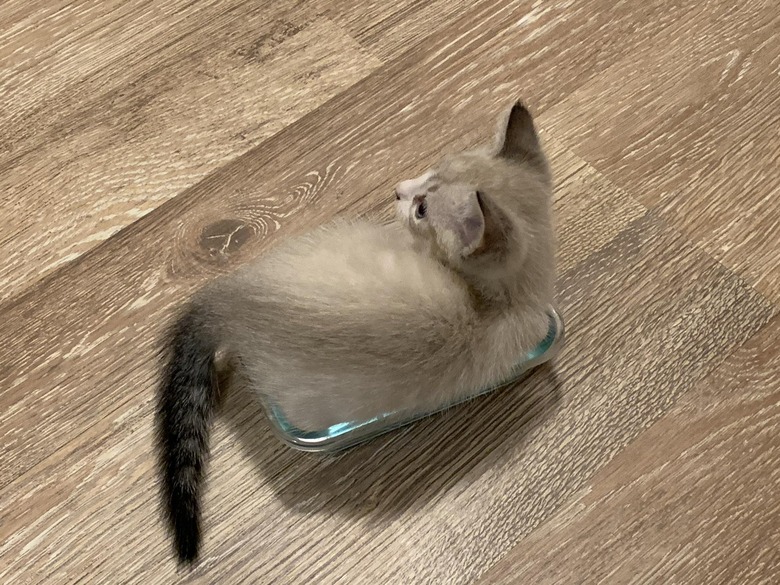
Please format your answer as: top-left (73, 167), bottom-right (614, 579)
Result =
top-left (394, 179), bottom-right (414, 200)
top-left (395, 171), bottom-right (433, 201)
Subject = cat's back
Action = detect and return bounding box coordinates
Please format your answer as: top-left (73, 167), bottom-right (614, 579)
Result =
top-left (241, 219), bottom-right (466, 314)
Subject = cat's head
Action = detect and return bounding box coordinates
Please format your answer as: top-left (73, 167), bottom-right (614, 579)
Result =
top-left (394, 101), bottom-right (552, 278)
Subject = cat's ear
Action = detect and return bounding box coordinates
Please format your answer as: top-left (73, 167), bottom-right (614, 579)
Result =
top-left (495, 101), bottom-right (544, 167)
top-left (435, 189), bottom-right (485, 257)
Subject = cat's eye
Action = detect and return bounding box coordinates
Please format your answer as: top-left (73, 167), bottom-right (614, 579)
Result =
top-left (414, 199), bottom-right (428, 220)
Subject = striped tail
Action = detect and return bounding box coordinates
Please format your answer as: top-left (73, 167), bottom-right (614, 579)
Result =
top-left (155, 303), bottom-right (219, 564)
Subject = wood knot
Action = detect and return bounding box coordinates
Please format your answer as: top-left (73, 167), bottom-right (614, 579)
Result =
top-left (199, 219), bottom-right (254, 257)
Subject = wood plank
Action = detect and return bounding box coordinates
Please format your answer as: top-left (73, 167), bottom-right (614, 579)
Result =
top-left (0, 160), bottom-right (772, 583)
top-left (540, 0), bottom-right (780, 301)
top-left (2, 0), bottom-right (776, 581)
top-left (548, 141), bottom-right (648, 274)
top-left (0, 0), bottom-right (710, 489)
top-left (328, 0), bottom-right (471, 62)
top-left (1, 0), bottom-right (319, 158)
top-left (478, 314), bottom-right (780, 585)
top-left (0, 4), bottom-right (380, 302)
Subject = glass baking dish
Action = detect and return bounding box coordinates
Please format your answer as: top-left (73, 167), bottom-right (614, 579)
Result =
top-left (261, 306), bottom-right (565, 453)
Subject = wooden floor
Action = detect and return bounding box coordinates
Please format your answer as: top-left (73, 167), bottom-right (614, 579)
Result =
top-left (1, 1), bottom-right (778, 583)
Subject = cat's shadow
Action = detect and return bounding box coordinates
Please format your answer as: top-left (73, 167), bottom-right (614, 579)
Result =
top-left (219, 365), bottom-right (562, 521)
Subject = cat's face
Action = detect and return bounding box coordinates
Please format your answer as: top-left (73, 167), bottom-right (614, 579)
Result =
top-left (394, 102), bottom-right (551, 271)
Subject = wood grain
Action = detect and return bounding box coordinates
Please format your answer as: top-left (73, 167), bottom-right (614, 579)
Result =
top-left (0, 0), bottom-right (714, 490)
top-left (329, 0), bottom-right (472, 62)
top-left (541, 0), bottom-right (780, 302)
top-left (1, 0), bottom-right (778, 583)
top-left (548, 141), bottom-right (647, 274)
top-left (0, 3), bottom-right (379, 302)
top-left (478, 314), bottom-right (780, 585)
top-left (0, 166), bottom-right (772, 583)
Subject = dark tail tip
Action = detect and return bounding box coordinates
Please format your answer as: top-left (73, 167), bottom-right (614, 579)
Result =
top-left (164, 463), bottom-right (203, 565)
top-left (172, 506), bottom-right (201, 565)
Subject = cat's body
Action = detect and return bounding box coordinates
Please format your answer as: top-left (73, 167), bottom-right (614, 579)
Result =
top-left (156, 102), bottom-right (556, 564)
top-left (201, 215), bottom-right (550, 429)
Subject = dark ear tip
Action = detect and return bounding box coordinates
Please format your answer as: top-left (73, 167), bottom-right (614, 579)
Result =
top-left (496, 99), bottom-right (543, 162)
top-left (510, 100), bottom-right (533, 119)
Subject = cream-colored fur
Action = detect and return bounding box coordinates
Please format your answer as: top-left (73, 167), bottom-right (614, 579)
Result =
top-left (197, 102), bottom-right (555, 429)
top-left (156, 101), bottom-right (557, 563)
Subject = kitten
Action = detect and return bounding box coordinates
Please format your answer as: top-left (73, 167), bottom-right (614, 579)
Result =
top-left (155, 101), bottom-right (556, 563)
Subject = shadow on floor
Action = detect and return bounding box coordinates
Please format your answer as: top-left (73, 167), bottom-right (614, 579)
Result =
top-left (218, 364), bottom-right (562, 522)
